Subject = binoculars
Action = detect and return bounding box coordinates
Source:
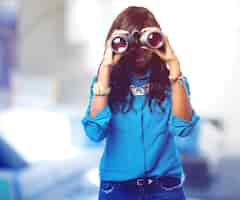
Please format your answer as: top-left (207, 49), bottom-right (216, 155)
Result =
top-left (111, 29), bottom-right (164, 54)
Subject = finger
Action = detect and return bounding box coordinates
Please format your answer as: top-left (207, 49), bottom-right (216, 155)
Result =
top-left (141, 26), bottom-right (161, 33)
top-left (161, 32), bottom-right (174, 50)
top-left (158, 51), bottom-right (168, 61)
top-left (113, 53), bottom-right (122, 64)
top-left (105, 35), bottom-right (113, 48)
top-left (141, 46), bottom-right (162, 57)
top-left (111, 29), bottom-right (129, 37)
top-left (160, 32), bottom-right (169, 46)
top-left (141, 46), bottom-right (153, 52)
top-left (113, 29), bottom-right (129, 34)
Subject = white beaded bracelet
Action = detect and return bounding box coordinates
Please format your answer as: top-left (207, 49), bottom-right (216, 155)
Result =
top-left (93, 82), bottom-right (111, 96)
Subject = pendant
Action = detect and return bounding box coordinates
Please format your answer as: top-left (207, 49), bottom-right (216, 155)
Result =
top-left (129, 83), bottom-right (150, 96)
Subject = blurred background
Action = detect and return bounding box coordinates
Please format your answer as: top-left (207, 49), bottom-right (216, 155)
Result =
top-left (0, 0), bottom-right (239, 199)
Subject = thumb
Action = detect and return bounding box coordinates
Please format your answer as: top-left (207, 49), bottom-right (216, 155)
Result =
top-left (156, 50), bottom-right (168, 61)
top-left (113, 53), bottom-right (122, 64)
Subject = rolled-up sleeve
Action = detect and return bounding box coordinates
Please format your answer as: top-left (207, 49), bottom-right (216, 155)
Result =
top-left (168, 76), bottom-right (201, 137)
top-left (81, 75), bottom-right (112, 142)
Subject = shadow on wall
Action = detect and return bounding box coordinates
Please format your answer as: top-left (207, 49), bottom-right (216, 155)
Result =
top-left (0, 136), bottom-right (28, 170)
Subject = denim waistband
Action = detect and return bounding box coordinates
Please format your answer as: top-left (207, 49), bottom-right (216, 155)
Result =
top-left (101, 175), bottom-right (182, 189)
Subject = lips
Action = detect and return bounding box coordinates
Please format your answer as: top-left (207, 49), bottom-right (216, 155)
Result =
top-left (127, 47), bottom-right (148, 66)
top-left (136, 57), bottom-right (145, 63)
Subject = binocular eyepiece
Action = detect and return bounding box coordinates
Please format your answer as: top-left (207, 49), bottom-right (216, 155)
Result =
top-left (111, 30), bottom-right (164, 54)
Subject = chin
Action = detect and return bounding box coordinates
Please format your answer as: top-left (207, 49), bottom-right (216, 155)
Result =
top-left (132, 63), bottom-right (149, 73)
top-left (135, 63), bottom-right (147, 68)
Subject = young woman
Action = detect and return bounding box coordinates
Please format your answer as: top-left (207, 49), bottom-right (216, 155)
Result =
top-left (81, 6), bottom-right (200, 200)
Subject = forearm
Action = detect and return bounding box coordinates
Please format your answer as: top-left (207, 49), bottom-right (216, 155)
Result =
top-left (171, 81), bottom-right (192, 121)
top-left (169, 62), bottom-right (192, 121)
top-left (89, 64), bottom-right (112, 117)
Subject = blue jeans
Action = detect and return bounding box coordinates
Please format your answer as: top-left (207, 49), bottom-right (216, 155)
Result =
top-left (98, 180), bottom-right (186, 200)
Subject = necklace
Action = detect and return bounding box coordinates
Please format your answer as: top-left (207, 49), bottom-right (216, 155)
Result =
top-left (129, 83), bottom-right (150, 96)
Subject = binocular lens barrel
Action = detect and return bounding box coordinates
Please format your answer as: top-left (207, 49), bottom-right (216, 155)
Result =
top-left (145, 32), bottom-right (164, 48)
top-left (111, 36), bottom-right (128, 53)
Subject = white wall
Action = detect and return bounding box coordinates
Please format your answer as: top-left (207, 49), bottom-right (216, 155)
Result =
top-left (18, 0), bottom-right (92, 105)
top-left (19, 0), bottom-right (240, 155)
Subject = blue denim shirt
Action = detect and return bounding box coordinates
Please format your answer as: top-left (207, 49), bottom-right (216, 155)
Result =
top-left (81, 67), bottom-right (200, 184)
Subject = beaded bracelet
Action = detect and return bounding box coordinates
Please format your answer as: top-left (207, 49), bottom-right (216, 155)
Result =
top-left (169, 72), bottom-right (183, 83)
top-left (169, 75), bottom-right (185, 86)
top-left (93, 82), bottom-right (111, 96)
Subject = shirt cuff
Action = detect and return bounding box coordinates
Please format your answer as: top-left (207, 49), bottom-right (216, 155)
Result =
top-left (81, 104), bottom-right (112, 128)
top-left (168, 109), bottom-right (201, 137)
top-left (81, 75), bottom-right (112, 142)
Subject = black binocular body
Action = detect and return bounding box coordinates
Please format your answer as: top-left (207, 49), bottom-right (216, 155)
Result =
top-left (111, 30), bottom-right (164, 54)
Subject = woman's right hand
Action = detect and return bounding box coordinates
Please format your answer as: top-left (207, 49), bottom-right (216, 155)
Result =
top-left (101, 29), bottom-right (129, 68)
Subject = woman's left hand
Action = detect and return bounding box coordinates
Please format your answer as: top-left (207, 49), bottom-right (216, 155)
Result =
top-left (141, 27), bottom-right (182, 79)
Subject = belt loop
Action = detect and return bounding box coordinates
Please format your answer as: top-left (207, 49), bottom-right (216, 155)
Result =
top-left (136, 177), bottom-right (154, 185)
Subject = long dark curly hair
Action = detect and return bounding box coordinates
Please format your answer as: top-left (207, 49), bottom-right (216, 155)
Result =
top-left (97, 6), bottom-right (171, 113)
